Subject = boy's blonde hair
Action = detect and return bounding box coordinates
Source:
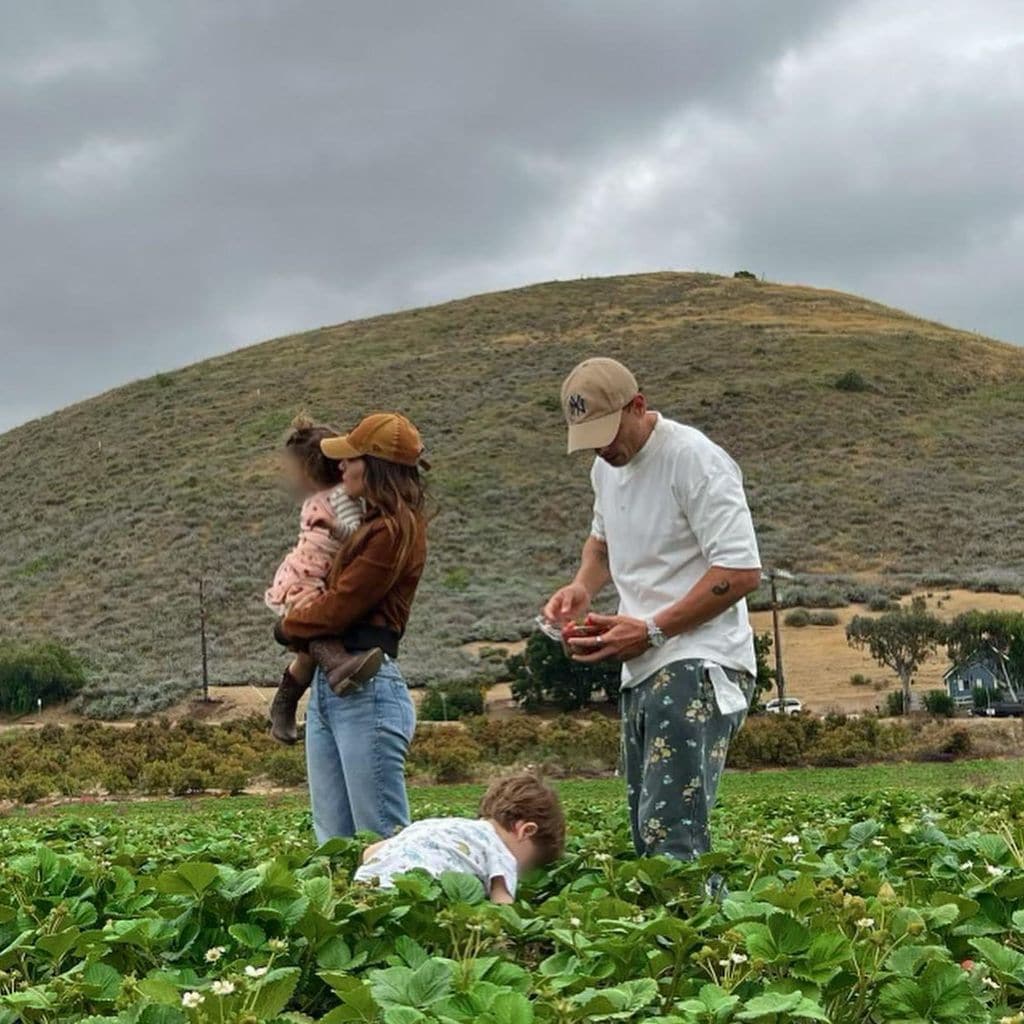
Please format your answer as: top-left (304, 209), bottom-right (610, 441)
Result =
top-left (479, 771), bottom-right (565, 863)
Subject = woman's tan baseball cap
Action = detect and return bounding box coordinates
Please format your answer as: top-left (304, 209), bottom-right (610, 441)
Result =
top-left (560, 357), bottom-right (639, 453)
top-left (321, 412), bottom-right (427, 467)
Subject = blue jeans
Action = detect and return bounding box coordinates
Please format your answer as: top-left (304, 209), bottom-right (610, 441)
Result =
top-left (305, 658), bottom-right (416, 845)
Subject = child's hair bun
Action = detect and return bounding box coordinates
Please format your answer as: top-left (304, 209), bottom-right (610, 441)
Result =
top-left (290, 412), bottom-right (316, 433)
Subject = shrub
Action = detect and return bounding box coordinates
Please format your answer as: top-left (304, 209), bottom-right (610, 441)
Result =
top-left (867, 594), bottom-right (898, 612)
top-left (262, 749), bottom-right (307, 787)
top-left (808, 611), bottom-right (840, 627)
top-left (884, 691), bottom-right (906, 717)
top-left (972, 685), bottom-right (1003, 711)
top-left (942, 729), bottom-right (972, 758)
top-left (922, 690), bottom-right (956, 718)
top-left (850, 673), bottom-right (872, 687)
top-left (784, 608), bottom-right (811, 628)
top-left (463, 715), bottom-right (544, 760)
top-left (733, 270), bottom-right (757, 280)
top-left (834, 370), bottom-right (871, 392)
top-left (0, 640), bottom-right (87, 715)
top-left (419, 682), bottom-right (486, 721)
top-left (507, 633), bottom-right (620, 711)
top-left (409, 727), bottom-right (483, 783)
top-left (752, 632), bottom-right (776, 711)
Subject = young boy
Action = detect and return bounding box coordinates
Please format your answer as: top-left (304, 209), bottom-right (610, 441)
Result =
top-left (354, 772), bottom-right (565, 903)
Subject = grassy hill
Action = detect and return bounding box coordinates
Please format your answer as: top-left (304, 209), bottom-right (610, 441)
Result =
top-left (3, 271), bottom-right (1024, 716)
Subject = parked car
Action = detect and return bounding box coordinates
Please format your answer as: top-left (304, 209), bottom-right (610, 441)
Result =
top-left (983, 701), bottom-right (1024, 718)
top-left (765, 697), bottom-right (803, 716)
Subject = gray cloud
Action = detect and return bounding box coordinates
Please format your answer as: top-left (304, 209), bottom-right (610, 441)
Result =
top-left (1, 0), bottom-right (1021, 431)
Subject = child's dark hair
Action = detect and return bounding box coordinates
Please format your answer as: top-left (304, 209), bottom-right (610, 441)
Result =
top-left (284, 415), bottom-right (341, 489)
top-left (479, 771), bottom-right (566, 864)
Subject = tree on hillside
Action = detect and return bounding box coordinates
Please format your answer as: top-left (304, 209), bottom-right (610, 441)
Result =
top-left (846, 597), bottom-right (947, 714)
top-left (946, 610), bottom-right (1024, 689)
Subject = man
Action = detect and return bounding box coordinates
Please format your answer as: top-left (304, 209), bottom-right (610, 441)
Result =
top-left (543, 357), bottom-right (762, 863)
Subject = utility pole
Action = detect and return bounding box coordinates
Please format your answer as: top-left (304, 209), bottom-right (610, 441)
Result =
top-left (762, 568), bottom-right (793, 706)
top-left (199, 578), bottom-right (210, 702)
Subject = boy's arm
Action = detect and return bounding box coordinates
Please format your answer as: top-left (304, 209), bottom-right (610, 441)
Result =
top-left (489, 877), bottom-right (514, 904)
top-left (361, 839), bottom-right (388, 864)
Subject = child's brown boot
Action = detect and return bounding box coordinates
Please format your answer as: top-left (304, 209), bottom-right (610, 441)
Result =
top-left (269, 667), bottom-right (307, 745)
top-left (309, 640), bottom-right (384, 697)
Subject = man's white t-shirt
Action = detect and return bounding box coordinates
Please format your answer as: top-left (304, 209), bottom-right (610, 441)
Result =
top-left (591, 413), bottom-right (761, 688)
top-left (353, 818), bottom-right (518, 896)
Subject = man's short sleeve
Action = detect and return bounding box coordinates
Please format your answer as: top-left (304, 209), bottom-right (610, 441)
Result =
top-left (674, 438), bottom-right (761, 570)
top-left (589, 460), bottom-right (606, 541)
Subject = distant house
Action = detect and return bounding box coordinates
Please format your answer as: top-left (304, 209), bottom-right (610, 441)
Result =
top-left (944, 646), bottom-right (1017, 705)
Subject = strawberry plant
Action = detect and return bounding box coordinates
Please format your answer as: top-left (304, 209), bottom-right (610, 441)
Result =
top-left (1, 782), bottom-right (1024, 1022)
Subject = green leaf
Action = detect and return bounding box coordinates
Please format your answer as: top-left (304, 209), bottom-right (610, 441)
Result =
top-left (138, 1005), bottom-right (186, 1024)
top-left (318, 937), bottom-right (355, 971)
top-left (738, 915), bottom-right (811, 962)
top-left (393, 936), bottom-right (430, 969)
top-left (676, 984), bottom-right (740, 1022)
top-left (250, 967), bottom-right (301, 1019)
top-left (228, 923), bottom-right (266, 949)
top-left (439, 871), bottom-right (486, 904)
top-left (969, 936), bottom-right (1024, 981)
top-left (480, 991), bottom-right (534, 1024)
top-left (318, 975), bottom-right (378, 1022)
top-left (383, 1010), bottom-right (427, 1024)
top-left (37, 927), bottom-right (80, 961)
top-left (877, 961), bottom-right (989, 1024)
top-left (81, 962), bottom-right (123, 1003)
top-left (370, 961), bottom-right (453, 1010)
top-left (157, 862), bottom-right (220, 897)
top-left (736, 991), bottom-right (803, 1019)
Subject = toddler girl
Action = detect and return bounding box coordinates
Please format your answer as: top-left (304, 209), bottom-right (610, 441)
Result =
top-left (265, 416), bottom-right (382, 744)
top-left (355, 771), bottom-right (566, 903)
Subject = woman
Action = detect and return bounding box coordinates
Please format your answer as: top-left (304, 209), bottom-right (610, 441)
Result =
top-left (280, 412), bottom-right (429, 844)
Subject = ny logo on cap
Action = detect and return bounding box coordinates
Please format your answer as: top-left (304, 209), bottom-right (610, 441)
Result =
top-left (567, 393), bottom-right (587, 420)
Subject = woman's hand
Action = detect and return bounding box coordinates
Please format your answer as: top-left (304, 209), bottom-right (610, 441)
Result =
top-left (567, 613), bottom-right (649, 663)
top-left (542, 581), bottom-right (591, 624)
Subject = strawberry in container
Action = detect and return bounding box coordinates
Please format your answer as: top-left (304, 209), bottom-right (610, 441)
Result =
top-left (560, 616), bottom-right (602, 657)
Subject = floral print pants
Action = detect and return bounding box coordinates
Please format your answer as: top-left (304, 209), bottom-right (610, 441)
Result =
top-left (621, 659), bottom-right (755, 860)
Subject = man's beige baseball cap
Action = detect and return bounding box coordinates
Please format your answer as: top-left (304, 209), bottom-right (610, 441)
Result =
top-left (560, 357), bottom-right (639, 454)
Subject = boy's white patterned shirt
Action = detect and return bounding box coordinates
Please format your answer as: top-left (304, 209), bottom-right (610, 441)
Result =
top-left (353, 818), bottom-right (518, 896)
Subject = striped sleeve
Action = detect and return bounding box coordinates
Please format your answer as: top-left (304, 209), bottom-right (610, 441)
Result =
top-left (327, 486), bottom-right (365, 537)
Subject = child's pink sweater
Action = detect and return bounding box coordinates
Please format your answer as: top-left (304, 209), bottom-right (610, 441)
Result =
top-left (265, 486), bottom-right (363, 615)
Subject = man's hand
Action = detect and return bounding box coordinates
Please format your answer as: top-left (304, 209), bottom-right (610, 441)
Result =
top-left (543, 581), bottom-right (591, 624)
top-left (568, 613), bottom-right (649, 663)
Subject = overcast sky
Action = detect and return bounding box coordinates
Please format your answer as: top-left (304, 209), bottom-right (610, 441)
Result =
top-left (2, 1), bottom-right (1022, 431)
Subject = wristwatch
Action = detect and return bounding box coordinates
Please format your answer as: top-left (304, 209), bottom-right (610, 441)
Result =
top-left (645, 617), bottom-right (667, 649)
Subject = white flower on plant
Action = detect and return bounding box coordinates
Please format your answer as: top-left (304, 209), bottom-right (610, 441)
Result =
top-left (961, 860), bottom-right (974, 871)
top-left (244, 966), bottom-right (268, 979)
top-left (730, 952), bottom-right (748, 964)
top-left (182, 992), bottom-right (204, 1008)
top-left (594, 853), bottom-right (611, 862)
top-left (855, 918), bottom-right (875, 929)
top-left (718, 959), bottom-right (731, 967)
top-left (987, 864), bottom-right (1005, 877)
top-left (211, 980), bottom-right (236, 996)
top-left (267, 938), bottom-right (288, 952)
top-left (983, 976), bottom-right (1000, 990)
top-left (204, 946), bottom-right (226, 963)
top-left (569, 917), bottom-right (582, 928)
top-left (781, 835), bottom-right (800, 846)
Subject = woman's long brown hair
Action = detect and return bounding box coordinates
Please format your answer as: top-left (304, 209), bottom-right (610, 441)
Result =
top-left (344, 455), bottom-right (428, 587)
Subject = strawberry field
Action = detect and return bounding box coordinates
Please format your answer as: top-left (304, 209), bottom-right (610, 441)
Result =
top-left (2, 777), bottom-right (1024, 1024)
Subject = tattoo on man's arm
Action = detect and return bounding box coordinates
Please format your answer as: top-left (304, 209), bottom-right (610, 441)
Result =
top-left (711, 580), bottom-right (731, 596)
